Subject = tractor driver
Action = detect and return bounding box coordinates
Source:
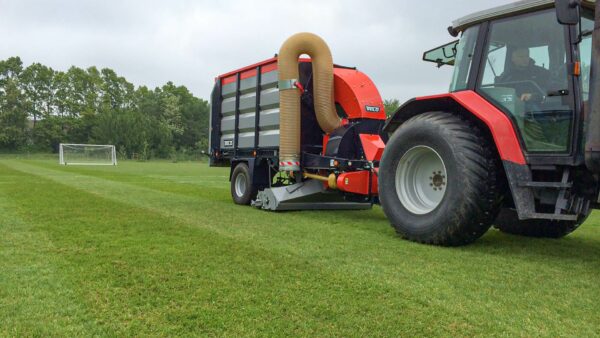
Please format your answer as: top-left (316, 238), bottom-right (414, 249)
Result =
top-left (495, 47), bottom-right (551, 103)
top-left (495, 47), bottom-right (561, 148)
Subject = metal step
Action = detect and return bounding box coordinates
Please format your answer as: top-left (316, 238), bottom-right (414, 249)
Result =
top-left (526, 212), bottom-right (578, 221)
top-left (518, 181), bottom-right (572, 188)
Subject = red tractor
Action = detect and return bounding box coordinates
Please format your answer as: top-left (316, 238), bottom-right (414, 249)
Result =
top-left (211, 0), bottom-right (600, 245)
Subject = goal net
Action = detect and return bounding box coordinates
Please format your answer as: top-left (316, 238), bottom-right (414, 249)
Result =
top-left (59, 143), bottom-right (117, 166)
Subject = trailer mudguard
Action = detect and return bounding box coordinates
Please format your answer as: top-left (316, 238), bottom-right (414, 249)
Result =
top-left (383, 90), bottom-right (526, 165)
top-left (229, 158), bottom-right (270, 190)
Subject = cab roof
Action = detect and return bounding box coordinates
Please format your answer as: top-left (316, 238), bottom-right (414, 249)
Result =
top-left (450, 0), bottom-right (595, 35)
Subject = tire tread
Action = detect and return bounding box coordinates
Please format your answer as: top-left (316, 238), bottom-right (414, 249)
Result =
top-left (380, 112), bottom-right (504, 246)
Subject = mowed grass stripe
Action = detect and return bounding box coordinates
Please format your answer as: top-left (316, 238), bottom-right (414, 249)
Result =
top-left (3, 160), bottom-right (426, 263)
top-left (0, 196), bottom-right (101, 336)
top-left (2, 159), bottom-right (600, 336)
top-left (0, 162), bottom-right (456, 336)
top-left (29, 159), bottom-right (228, 192)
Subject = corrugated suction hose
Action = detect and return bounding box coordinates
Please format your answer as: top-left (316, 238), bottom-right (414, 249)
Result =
top-left (278, 32), bottom-right (340, 171)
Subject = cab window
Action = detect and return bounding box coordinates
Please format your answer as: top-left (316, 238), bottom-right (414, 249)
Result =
top-left (580, 14), bottom-right (593, 102)
top-left (477, 9), bottom-right (572, 153)
top-left (449, 26), bottom-right (479, 92)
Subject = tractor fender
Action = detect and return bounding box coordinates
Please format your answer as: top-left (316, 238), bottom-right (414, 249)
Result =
top-left (383, 90), bottom-right (539, 220)
top-left (383, 90), bottom-right (526, 165)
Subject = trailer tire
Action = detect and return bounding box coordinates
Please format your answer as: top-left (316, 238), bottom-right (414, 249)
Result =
top-left (494, 208), bottom-right (587, 238)
top-left (231, 162), bottom-right (257, 205)
top-left (379, 112), bottom-right (504, 246)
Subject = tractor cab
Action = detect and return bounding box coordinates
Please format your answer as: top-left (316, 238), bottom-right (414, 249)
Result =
top-left (424, 0), bottom-right (595, 162)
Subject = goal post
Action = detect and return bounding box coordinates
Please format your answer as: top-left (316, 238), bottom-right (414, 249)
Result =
top-left (59, 143), bottom-right (117, 166)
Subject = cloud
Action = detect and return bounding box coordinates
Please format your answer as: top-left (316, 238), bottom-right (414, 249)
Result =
top-left (0, 0), bottom-right (515, 103)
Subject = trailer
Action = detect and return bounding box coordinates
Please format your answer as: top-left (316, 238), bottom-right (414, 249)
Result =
top-left (209, 45), bottom-right (386, 211)
top-left (211, 0), bottom-right (600, 246)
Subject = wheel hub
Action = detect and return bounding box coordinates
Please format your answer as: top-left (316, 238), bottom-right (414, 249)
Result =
top-left (235, 173), bottom-right (247, 197)
top-left (395, 146), bottom-right (448, 215)
top-left (430, 171), bottom-right (446, 191)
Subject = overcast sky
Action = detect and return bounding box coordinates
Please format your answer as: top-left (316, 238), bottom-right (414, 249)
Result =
top-left (0, 0), bottom-right (516, 103)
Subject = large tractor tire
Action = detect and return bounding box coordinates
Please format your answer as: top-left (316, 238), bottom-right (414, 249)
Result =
top-left (494, 208), bottom-right (587, 238)
top-left (231, 162), bottom-right (258, 205)
top-left (379, 112), bottom-right (504, 246)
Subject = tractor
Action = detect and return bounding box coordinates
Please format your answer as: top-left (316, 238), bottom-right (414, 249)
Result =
top-left (379, 0), bottom-right (599, 244)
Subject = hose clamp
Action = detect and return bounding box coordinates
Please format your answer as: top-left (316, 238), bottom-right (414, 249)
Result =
top-left (278, 79), bottom-right (299, 91)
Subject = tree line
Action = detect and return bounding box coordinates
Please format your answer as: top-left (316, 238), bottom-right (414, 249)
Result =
top-left (0, 56), bottom-right (209, 159)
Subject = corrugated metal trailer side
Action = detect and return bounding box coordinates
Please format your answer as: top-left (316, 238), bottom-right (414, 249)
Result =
top-left (209, 58), bottom-right (282, 166)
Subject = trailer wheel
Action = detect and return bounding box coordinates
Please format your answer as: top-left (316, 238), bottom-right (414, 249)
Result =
top-left (494, 208), bottom-right (588, 238)
top-left (231, 162), bottom-right (257, 205)
top-left (379, 112), bottom-right (503, 246)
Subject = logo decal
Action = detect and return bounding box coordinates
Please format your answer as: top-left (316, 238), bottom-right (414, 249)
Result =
top-left (224, 139), bottom-right (233, 147)
top-left (365, 105), bottom-right (380, 113)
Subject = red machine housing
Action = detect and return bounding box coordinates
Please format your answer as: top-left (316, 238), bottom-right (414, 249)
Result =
top-left (333, 68), bottom-right (386, 121)
top-left (328, 66), bottom-right (385, 196)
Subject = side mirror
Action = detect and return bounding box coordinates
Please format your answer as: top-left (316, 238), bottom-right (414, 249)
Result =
top-left (556, 0), bottom-right (581, 25)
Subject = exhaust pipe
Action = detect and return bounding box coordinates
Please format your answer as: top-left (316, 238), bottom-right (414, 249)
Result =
top-left (585, 1), bottom-right (600, 173)
top-left (278, 32), bottom-right (341, 171)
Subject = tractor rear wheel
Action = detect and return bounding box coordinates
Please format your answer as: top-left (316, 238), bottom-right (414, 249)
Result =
top-left (379, 112), bottom-right (504, 246)
top-left (231, 162), bottom-right (257, 205)
top-left (494, 208), bottom-right (587, 238)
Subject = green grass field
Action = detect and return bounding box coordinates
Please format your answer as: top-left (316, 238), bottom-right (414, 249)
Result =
top-left (1, 156), bottom-right (599, 337)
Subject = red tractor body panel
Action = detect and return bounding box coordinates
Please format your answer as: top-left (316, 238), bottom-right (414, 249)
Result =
top-left (386, 90), bottom-right (526, 165)
top-left (416, 91), bottom-right (525, 164)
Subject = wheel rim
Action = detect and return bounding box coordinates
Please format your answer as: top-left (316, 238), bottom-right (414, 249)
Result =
top-left (235, 173), bottom-right (247, 197)
top-left (395, 146), bottom-right (447, 215)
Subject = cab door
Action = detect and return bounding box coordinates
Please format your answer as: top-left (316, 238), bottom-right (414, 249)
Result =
top-left (475, 8), bottom-right (578, 164)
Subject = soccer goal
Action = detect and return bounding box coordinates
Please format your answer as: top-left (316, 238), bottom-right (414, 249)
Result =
top-left (59, 143), bottom-right (117, 166)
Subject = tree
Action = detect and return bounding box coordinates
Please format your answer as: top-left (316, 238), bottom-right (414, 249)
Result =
top-left (0, 57), bottom-right (24, 85)
top-left (20, 63), bottom-right (55, 126)
top-left (84, 66), bottom-right (103, 115)
top-left (162, 91), bottom-right (184, 139)
top-left (384, 99), bottom-right (401, 117)
top-left (32, 115), bottom-right (66, 152)
top-left (53, 71), bottom-right (70, 117)
top-left (160, 82), bottom-right (209, 151)
top-left (100, 68), bottom-right (135, 111)
top-left (0, 57), bottom-right (28, 149)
